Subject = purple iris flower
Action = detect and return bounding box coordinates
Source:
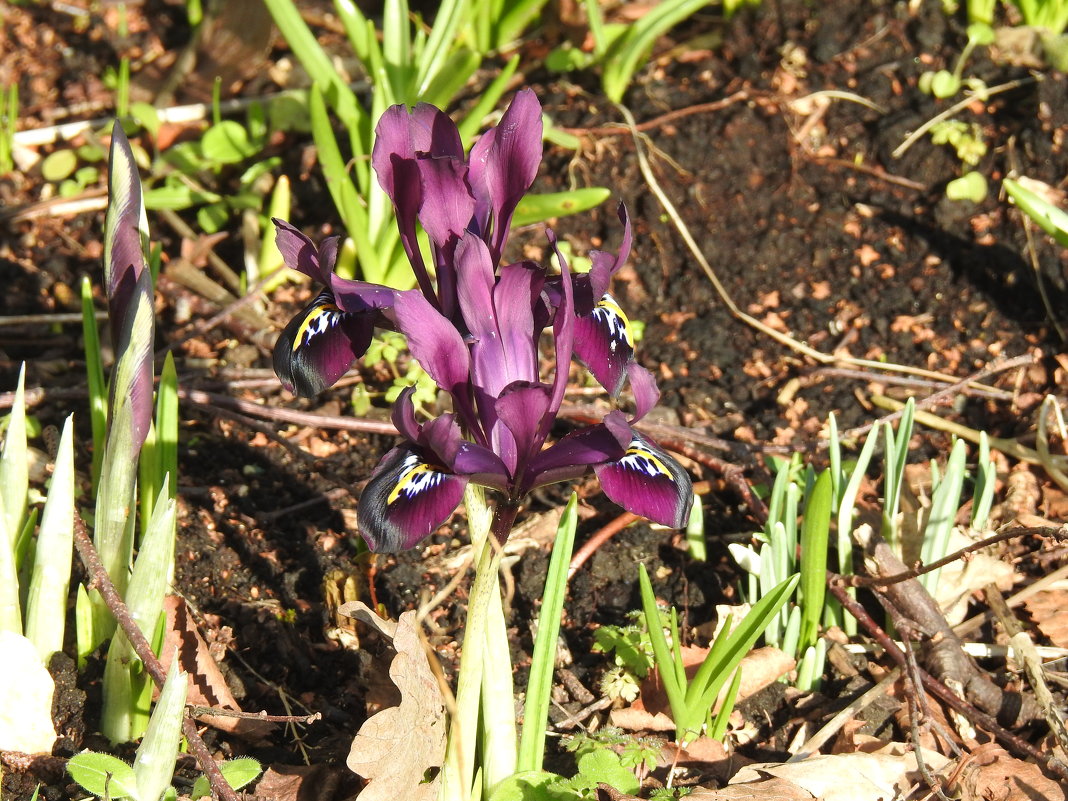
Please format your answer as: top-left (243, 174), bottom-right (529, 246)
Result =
top-left (272, 89), bottom-right (693, 552)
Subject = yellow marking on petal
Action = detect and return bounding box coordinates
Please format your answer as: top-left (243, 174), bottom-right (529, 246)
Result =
top-left (622, 440), bottom-right (672, 478)
top-left (597, 295), bottom-right (634, 349)
top-left (387, 461), bottom-right (439, 505)
top-left (292, 303), bottom-right (341, 352)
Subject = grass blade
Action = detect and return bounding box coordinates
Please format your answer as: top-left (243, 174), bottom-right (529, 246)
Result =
top-left (518, 495), bottom-right (579, 772)
top-left (81, 276), bottom-right (107, 489)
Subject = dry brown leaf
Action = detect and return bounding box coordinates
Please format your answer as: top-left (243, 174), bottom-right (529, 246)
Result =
top-left (730, 743), bottom-right (949, 801)
top-left (616, 646), bottom-right (794, 730)
top-left (253, 763), bottom-right (347, 801)
top-left (1023, 589), bottom-right (1068, 648)
top-left (158, 595), bottom-right (274, 742)
top-left (342, 602), bottom-right (446, 800)
top-left (687, 776), bottom-right (813, 799)
top-left (957, 743), bottom-right (1067, 801)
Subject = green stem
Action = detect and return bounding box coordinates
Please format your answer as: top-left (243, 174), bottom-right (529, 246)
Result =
top-left (440, 490), bottom-right (519, 801)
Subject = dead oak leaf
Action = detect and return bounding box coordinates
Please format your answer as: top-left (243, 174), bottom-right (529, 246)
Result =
top-left (341, 603), bottom-right (446, 800)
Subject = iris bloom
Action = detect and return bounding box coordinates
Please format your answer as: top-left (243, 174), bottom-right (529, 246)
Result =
top-left (273, 89), bottom-right (692, 552)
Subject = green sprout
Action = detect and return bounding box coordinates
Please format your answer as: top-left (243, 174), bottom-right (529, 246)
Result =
top-left (547, 0), bottom-right (716, 103)
top-left (0, 83), bottom-right (17, 175)
top-left (638, 563), bottom-right (797, 746)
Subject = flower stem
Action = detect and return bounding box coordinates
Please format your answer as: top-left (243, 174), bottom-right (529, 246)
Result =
top-left (440, 488), bottom-right (519, 801)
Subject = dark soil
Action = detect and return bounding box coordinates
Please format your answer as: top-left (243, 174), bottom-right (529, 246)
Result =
top-left (2, 0), bottom-right (1067, 798)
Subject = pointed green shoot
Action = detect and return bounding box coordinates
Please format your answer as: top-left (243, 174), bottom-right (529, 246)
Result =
top-left (1004, 179), bottom-right (1068, 247)
top-left (798, 470), bottom-right (832, 651)
top-left (133, 658), bottom-right (187, 801)
top-left (1, 363), bottom-right (28, 553)
top-left (102, 479), bottom-right (177, 744)
top-left (518, 494), bottom-right (579, 773)
top-left (25, 415), bottom-right (76, 661)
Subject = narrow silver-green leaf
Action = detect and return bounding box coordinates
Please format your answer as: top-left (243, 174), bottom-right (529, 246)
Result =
top-left (1, 363), bottom-right (28, 551)
top-left (518, 495), bottom-right (579, 772)
top-left (920, 438), bottom-right (967, 593)
top-left (512, 188), bottom-right (612, 228)
top-left (1005, 177), bottom-right (1068, 248)
top-left (133, 658), bottom-right (187, 801)
top-left (81, 275), bottom-right (107, 489)
top-left (25, 415), bottom-right (76, 660)
top-left (799, 470), bottom-right (832, 650)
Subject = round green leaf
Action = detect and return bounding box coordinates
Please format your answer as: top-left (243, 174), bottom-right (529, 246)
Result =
top-left (201, 120), bottom-right (257, 164)
top-left (946, 171), bottom-right (988, 202)
top-left (41, 149), bottom-right (78, 182)
top-left (930, 70), bottom-right (960, 99)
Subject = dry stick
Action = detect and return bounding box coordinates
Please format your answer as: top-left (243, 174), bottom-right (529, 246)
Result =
top-left (71, 514), bottom-right (241, 801)
top-left (178, 387), bottom-right (399, 435)
top-left (870, 394), bottom-right (1048, 465)
top-left (954, 562), bottom-right (1068, 639)
top-left (837, 353), bottom-right (1036, 444)
top-left (787, 667), bottom-right (902, 761)
top-left (0, 311), bottom-right (109, 327)
top-left (849, 524), bottom-right (1066, 588)
top-left (984, 584), bottom-right (1068, 760)
top-left (808, 366), bottom-right (1012, 401)
top-left (826, 575), bottom-right (1068, 782)
top-left (559, 90), bottom-right (753, 137)
top-left (617, 101), bottom-right (1004, 393)
top-left (186, 706), bottom-right (320, 724)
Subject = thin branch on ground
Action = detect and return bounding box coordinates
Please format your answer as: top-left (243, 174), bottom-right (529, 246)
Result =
top-left (826, 574), bottom-right (1068, 781)
top-left (72, 513), bottom-right (241, 801)
top-left (849, 524), bottom-right (1066, 588)
top-left (984, 583), bottom-right (1068, 759)
top-left (837, 353), bottom-right (1036, 443)
top-left (186, 706), bottom-right (322, 724)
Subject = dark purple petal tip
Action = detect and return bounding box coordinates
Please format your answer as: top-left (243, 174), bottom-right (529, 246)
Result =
top-left (273, 290), bottom-right (373, 396)
top-left (358, 445), bottom-right (468, 553)
top-left (594, 433), bottom-right (693, 528)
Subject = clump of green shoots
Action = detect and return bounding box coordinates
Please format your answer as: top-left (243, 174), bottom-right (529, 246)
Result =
top-left (731, 402), bottom-right (998, 691)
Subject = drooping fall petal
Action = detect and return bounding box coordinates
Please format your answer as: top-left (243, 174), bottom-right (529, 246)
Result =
top-left (273, 291), bottom-right (374, 396)
top-left (573, 293), bottom-right (635, 397)
top-left (357, 445), bottom-right (468, 553)
top-left (593, 430), bottom-right (693, 528)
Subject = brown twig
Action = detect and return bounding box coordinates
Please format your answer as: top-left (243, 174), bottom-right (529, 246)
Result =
top-left (186, 706), bottom-right (321, 724)
top-left (837, 353), bottom-right (1036, 444)
top-left (72, 513), bottom-right (241, 801)
top-left (568, 511), bottom-right (640, 579)
top-left (557, 90), bottom-right (753, 137)
top-left (827, 574), bottom-right (1068, 782)
top-left (849, 525), bottom-right (1065, 588)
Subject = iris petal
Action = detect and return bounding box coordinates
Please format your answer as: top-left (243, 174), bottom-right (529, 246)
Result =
top-left (358, 445), bottom-right (467, 553)
top-left (573, 293), bottom-right (635, 397)
top-left (594, 432), bottom-right (693, 528)
top-left (273, 291), bottom-right (373, 396)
